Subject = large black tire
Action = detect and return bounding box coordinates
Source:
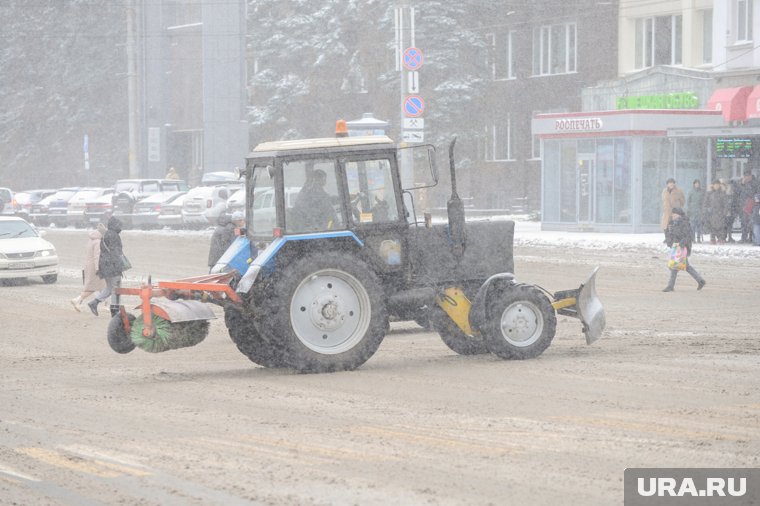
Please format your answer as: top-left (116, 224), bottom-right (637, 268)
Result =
top-left (429, 306), bottom-right (489, 355)
top-left (107, 313), bottom-right (136, 354)
top-left (260, 253), bottom-right (387, 373)
top-left (41, 274), bottom-right (57, 284)
top-left (482, 285), bottom-right (556, 360)
top-left (224, 305), bottom-right (286, 368)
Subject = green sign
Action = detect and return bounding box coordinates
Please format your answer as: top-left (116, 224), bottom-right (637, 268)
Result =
top-left (616, 92), bottom-right (699, 110)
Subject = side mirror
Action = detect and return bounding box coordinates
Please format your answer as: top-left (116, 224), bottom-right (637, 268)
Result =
top-left (400, 143), bottom-right (438, 190)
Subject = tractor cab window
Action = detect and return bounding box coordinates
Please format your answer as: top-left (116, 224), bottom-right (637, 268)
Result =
top-left (345, 158), bottom-right (399, 224)
top-left (249, 164), bottom-right (276, 237)
top-left (285, 159), bottom-right (344, 233)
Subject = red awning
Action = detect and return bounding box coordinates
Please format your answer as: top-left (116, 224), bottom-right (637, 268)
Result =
top-left (707, 86), bottom-right (753, 122)
top-left (746, 86), bottom-right (760, 119)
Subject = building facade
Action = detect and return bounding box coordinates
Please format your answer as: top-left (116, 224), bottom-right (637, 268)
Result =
top-left (137, 0), bottom-right (248, 183)
top-left (468, 1), bottom-right (620, 212)
top-left (533, 0), bottom-right (760, 232)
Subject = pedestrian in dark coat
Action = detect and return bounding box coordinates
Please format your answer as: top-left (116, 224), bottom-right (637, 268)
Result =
top-left (686, 179), bottom-right (705, 243)
top-left (208, 213), bottom-right (236, 271)
top-left (725, 179), bottom-right (741, 243)
top-left (663, 207), bottom-right (706, 292)
top-left (88, 217), bottom-right (126, 316)
top-left (660, 178), bottom-right (685, 238)
top-left (739, 170), bottom-right (759, 242)
top-left (703, 180), bottom-right (728, 244)
top-left (752, 193), bottom-right (760, 247)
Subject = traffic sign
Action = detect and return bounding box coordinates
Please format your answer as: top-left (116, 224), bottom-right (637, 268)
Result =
top-left (403, 118), bottom-right (424, 130)
top-left (404, 95), bottom-right (425, 117)
top-left (408, 71), bottom-right (419, 94)
top-left (402, 130), bottom-right (424, 143)
top-left (402, 47), bottom-right (423, 71)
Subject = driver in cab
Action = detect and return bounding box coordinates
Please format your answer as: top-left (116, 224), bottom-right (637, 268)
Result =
top-left (292, 169), bottom-right (338, 231)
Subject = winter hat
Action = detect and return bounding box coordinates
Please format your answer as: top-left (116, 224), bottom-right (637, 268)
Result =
top-left (231, 211), bottom-right (245, 222)
top-left (671, 207), bottom-right (685, 217)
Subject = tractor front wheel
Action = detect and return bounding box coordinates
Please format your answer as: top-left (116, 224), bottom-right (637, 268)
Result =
top-left (483, 285), bottom-right (556, 360)
top-left (262, 253), bottom-right (387, 373)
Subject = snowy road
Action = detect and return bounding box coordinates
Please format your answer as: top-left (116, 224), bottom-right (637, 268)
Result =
top-left (1, 225), bottom-right (759, 505)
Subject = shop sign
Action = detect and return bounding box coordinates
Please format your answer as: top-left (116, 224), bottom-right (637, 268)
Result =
top-left (616, 92), bottom-right (699, 110)
top-left (554, 117), bottom-right (603, 132)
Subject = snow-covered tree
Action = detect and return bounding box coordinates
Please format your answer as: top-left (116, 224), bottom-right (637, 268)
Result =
top-left (0, 1), bottom-right (127, 189)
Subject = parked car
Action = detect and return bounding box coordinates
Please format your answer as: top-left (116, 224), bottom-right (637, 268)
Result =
top-left (112, 179), bottom-right (188, 228)
top-left (45, 188), bottom-right (81, 227)
top-left (0, 216), bottom-right (58, 284)
top-left (11, 189), bottom-right (56, 220)
top-left (251, 187), bottom-right (301, 234)
top-left (29, 193), bottom-right (56, 226)
top-left (225, 187), bottom-right (247, 216)
top-left (0, 187), bottom-right (14, 216)
top-left (132, 191), bottom-right (186, 229)
top-left (157, 194), bottom-right (186, 229)
top-left (181, 185), bottom-right (234, 228)
top-left (67, 187), bottom-right (114, 227)
top-left (83, 194), bottom-right (114, 226)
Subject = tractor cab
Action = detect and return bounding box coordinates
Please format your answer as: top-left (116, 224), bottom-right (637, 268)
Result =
top-left (244, 135), bottom-right (409, 239)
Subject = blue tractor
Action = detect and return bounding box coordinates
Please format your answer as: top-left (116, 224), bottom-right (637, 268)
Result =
top-left (107, 134), bottom-right (605, 373)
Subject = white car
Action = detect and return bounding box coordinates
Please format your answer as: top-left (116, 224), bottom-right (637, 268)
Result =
top-left (250, 187), bottom-right (301, 235)
top-left (181, 185), bottom-right (235, 228)
top-left (158, 194), bottom-right (186, 229)
top-left (0, 187), bottom-right (14, 216)
top-left (0, 217), bottom-right (58, 284)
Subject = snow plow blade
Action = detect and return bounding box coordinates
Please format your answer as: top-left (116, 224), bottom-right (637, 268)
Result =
top-left (576, 267), bottom-right (605, 344)
top-left (552, 267), bottom-right (605, 345)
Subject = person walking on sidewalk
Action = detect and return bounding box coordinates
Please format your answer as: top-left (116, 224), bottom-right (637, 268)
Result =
top-left (70, 223), bottom-right (106, 311)
top-left (88, 217), bottom-right (126, 316)
top-left (661, 178), bottom-right (685, 240)
top-left (663, 207), bottom-right (706, 292)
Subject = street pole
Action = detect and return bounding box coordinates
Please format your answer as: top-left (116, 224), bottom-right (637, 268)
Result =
top-left (396, 1), bottom-right (416, 220)
top-left (126, 0), bottom-right (140, 178)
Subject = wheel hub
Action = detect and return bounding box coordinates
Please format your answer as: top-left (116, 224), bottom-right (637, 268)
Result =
top-left (500, 302), bottom-right (542, 346)
top-left (311, 294), bottom-right (345, 331)
top-left (290, 269), bottom-right (371, 354)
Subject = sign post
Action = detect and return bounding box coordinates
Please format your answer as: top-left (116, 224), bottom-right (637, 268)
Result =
top-left (83, 133), bottom-right (90, 185)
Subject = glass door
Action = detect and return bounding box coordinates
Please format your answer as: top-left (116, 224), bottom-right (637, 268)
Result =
top-left (577, 156), bottom-right (594, 223)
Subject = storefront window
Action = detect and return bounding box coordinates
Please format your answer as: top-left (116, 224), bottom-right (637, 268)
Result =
top-left (642, 138), bottom-right (673, 226)
top-left (614, 139), bottom-right (632, 224)
top-left (543, 140), bottom-right (560, 222)
top-left (675, 138), bottom-right (707, 195)
top-left (596, 141), bottom-right (614, 223)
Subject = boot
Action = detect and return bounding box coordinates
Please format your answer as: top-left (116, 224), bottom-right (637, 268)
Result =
top-left (87, 299), bottom-right (99, 316)
top-left (70, 297), bottom-right (82, 312)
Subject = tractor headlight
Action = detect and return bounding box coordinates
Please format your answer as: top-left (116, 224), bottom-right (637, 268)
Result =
top-left (35, 249), bottom-right (55, 258)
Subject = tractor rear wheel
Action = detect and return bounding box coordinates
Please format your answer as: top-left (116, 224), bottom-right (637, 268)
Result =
top-left (429, 307), bottom-right (488, 355)
top-left (107, 313), bottom-right (136, 354)
top-left (224, 305), bottom-right (286, 368)
top-left (482, 285), bottom-right (556, 360)
top-left (262, 253), bottom-right (387, 373)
